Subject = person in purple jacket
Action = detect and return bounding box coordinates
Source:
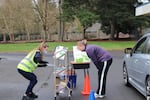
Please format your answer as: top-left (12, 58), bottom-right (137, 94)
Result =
top-left (77, 40), bottom-right (113, 98)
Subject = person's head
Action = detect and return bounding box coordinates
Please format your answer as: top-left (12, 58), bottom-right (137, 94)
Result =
top-left (37, 41), bottom-right (49, 53)
top-left (77, 39), bottom-right (87, 51)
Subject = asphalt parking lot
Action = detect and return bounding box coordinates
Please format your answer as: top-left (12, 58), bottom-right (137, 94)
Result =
top-left (0, 51), bottom-right (145, 100)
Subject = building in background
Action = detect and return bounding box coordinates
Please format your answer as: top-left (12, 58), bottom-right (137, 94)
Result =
top-left (135, 0), bottom-right (150, 16)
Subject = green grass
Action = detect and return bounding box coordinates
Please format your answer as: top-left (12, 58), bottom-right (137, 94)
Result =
top-left (0, 41), bottom-right (136, 52)
top-left (89, 41), bottom-right (135, 50)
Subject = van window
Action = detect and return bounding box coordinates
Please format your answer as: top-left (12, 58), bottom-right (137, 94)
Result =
top-left (134, 37), bottom-right (147, 54)
top-left (144, 37), bottom-right (150, 54)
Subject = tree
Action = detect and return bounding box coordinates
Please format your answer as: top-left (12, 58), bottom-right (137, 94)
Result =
top-left (77, 9), bottom-right (98, 38)
top-left (62, 0), bottom-right (98, 39)
top-left (62, 0), bottom-right (150, 40)
top-left (95, 0), bottom-right (150, 39)
top-left (0, 0), bottom-right (16, 41)
top-left (19, 0), bottom-right (37, 41)
top-left (0, 0), bottom-right (58, 41)
top-left (0, 0), bottom-right (38, 41)
top-left (32, 0), bottom-right (59, 41)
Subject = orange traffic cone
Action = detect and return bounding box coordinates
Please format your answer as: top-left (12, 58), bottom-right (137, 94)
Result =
top-left (81, 74), bottom-right (91, 95)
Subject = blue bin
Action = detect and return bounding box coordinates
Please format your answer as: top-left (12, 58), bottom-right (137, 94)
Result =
top-left (67, 74), bottom-right (77, 88)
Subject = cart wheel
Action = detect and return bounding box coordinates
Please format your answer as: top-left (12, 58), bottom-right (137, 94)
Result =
top-left (68, 96), bottom-right (71, 100)
top-left (70, 91), bottom-right (72, 96)
top-left (56, 92), bottom-right (59, 96)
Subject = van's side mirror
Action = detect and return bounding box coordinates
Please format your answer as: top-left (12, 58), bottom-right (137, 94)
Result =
top-left (124, 48), bottom-right (132, 56)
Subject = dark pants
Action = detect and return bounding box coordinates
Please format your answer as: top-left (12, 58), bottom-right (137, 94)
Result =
top-left (18, 69), bottom-right (37, 95)
top-left (96, 58), bottom-right (112, 95)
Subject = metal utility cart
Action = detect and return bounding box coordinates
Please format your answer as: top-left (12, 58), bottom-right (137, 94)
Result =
top-left (53, 46), bottom-right (73, 100)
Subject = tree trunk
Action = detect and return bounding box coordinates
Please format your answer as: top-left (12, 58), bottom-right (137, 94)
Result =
top-left (41, 29), bottom-right (46, 40)
top-left (58, 8), bottom-right (62, 41)
top-left (116, 31), bottom-right (119, 39)
top-left (3, 33), bottom-right (6, 42)
top-left (138, 26), bottom-right (142, 38)
top-left (3, 16), bottom-right (11, 41)
top-left (8, 33), bottom-right (11, 41)
top-left (61, 21), bottom-right (65, 41)
top-left (2, 28), bottom-right (6, 42)
top-left (25, 23), bottom-right (30, 41)
top-left (12, 33), bottom-right (14, 41)
top-left (58, 0), bottom-right (65, 41)
top-left (109, 20), bottom-right (115, 40)
top-left (47, 32), bottom-right (51, 41)
top-left (83, 28), bottom-right (86, 39)
top-left (43, 25), bottom-right (46, 40)
top-left (135, 28), bottom-right (141, 40)
top-left (9, 32), bottom-right (14, 41)
top-left (58, 18), bottom-right (62, 41)
top-left (27, 32), bottom-right (30, 41)
top-left (44, 0), bottom-right (48, 41)
top-left (58, 18), bottom-right (65, 41)
top-left (66, 32), bottom-right (68, 40)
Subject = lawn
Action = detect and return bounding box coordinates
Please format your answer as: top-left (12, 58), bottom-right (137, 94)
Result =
top-left (0, 41), bottom-right (136, 52)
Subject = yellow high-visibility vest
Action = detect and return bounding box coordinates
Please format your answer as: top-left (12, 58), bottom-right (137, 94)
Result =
top-left (17, 50), bottom-right (39, 72)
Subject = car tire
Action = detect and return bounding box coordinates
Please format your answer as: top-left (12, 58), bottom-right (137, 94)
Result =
top-left (123, 63), bottom-right (130, 86)
top-left (146, 77), bottom-right (150, 100)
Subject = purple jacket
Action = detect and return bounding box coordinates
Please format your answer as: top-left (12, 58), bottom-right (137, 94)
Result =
top-left (84, 45), bottom-right (112, 64)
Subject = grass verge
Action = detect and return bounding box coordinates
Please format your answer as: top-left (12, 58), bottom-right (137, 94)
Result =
top-left (0, 41), bottom-right (136, 52)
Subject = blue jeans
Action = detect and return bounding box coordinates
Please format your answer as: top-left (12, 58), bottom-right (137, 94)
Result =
top-left (18, 69), bottom-right (37, 94)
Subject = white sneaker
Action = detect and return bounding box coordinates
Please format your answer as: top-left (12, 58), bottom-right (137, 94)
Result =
top-left (94, 93), bottom-right (99, 98)
top-left (99, 95), bottom-right (105, 98)
top-left (94, 93), bottom-right (105, 98)
top-left (59, 90), bottom-right (64, 94)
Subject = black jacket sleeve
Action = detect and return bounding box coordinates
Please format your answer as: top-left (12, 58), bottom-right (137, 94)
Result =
top-left (34, 51), bottom-right (48, 67)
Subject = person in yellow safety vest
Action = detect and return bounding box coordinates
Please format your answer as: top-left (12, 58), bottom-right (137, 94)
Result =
top-left (17, 41), bottom-right (49, 100)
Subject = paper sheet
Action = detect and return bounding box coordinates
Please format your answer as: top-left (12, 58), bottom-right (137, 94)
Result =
top-left (73, 46), bottom-right (90, 63)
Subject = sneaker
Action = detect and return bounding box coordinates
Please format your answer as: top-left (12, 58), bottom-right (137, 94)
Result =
top-left (22, 95), bottom-right (30, 100)
top-left (28, 92), bottom-right (38, 99)
top-left (59, 90), bottom-right (64, 94)
top-left (99, 95), bottom-right (105, 98)
top-left (94, 93), bottom-right (105, 98)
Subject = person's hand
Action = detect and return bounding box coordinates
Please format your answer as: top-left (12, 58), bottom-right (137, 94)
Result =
top-left (47, 63), bottom-right (55, 67)
top-left (42, 60), bottom-right (49, 64)
top-left (38, 64), bottom-right (47, 67)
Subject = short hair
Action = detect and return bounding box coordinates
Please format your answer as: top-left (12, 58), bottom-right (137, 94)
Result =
top-left (81, 39), bottom-right (87, 45)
